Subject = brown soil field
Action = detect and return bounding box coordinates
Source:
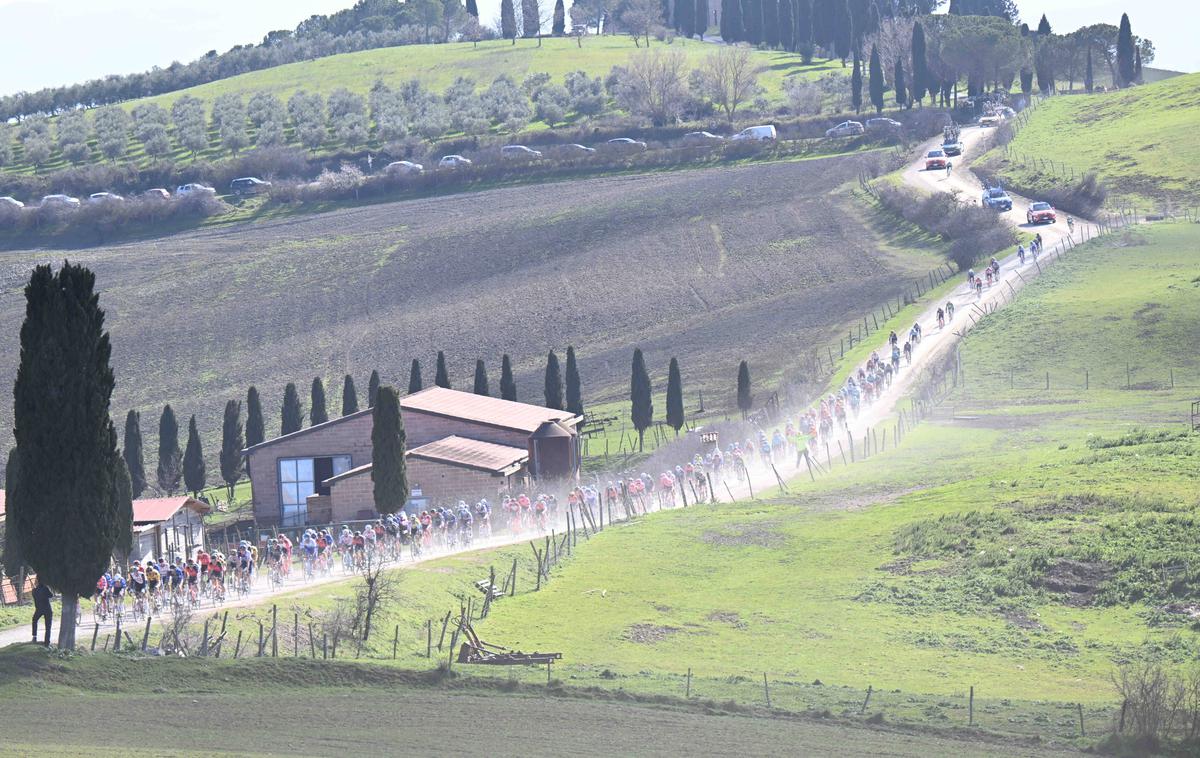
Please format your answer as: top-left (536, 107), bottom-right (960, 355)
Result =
top-left (0, 153), bottom-right (940, 457)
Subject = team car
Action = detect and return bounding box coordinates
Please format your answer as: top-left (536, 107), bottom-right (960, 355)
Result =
top-left (981, 186), bottom-right (1013, 211)
top-left (925, 149), bottom-right (949, 171)
top-left (1026, 201), bottom-right (1057, 224)
top-left (941, 140), bottom-right (963, 156)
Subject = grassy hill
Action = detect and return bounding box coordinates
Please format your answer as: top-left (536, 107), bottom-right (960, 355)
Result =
top-left (0, 150), bottom-right (941, 468)
top-left (983, 72), bottom-right (1200, 209)
top-left (469, 222), bottom-right (1200, 728)
top-left (129, 37), bottom-right (835, 114)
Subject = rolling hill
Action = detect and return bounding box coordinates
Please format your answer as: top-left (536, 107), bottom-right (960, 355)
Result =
top-left (984, 72), bottom-right (1200, 208)
top-left (0, 150), bottom-right (941, 466)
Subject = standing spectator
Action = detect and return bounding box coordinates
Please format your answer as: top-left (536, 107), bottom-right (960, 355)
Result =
top-left (32, 577), bottom-right (53, 646)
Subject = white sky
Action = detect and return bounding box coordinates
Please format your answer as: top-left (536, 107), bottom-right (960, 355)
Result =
top-left (0, 0), bottom-right (1191, 97)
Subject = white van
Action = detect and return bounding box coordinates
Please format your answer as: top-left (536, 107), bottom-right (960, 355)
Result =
top-left (731, 125), bottom-right (777, 142)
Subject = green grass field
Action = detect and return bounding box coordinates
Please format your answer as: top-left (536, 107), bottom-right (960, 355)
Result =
top-left (471, 222), bottom-right (1200, 724)
top-left (983, 72), bottom-right (1200, 208)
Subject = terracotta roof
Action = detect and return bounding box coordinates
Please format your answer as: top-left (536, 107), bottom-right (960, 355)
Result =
top-left (408, 435), bottom-right (529, 474)
top-left (325, 436), bottom-right (528, 482)
top-left (132, 496), bottom-right (210, 524)
top-left (401, 387), bottom-right (581, 434)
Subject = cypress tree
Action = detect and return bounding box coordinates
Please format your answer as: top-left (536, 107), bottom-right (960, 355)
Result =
top-left (371, 386), bottom-right (408, 515)
top-left (1084, 47), bottom-right (1094, 93)
top-left (500, 354), bottom-right (518, 401)
top-left (281, 382), bottom-right (303, 435)
top-left (544, 350), bottom-right (564, 410)
top-left (474, 359), bottom-right (490, 396)
top-left (435, 351), bottom-right (450, 389)
top-left (851, 55), bottom-right (863, 112)
top-left (1, 448), bottom-right (23, 581)
top-left (342, 374), bottom-right (359, 415)
top-left (219, 399), bottom-right (244, 501)
top-left (868, 44), bottom-right (884, 114)
top-left (123, 409), bottom-right (147, 498)
top-left (11, 263), bottom-right (120, 648)
top-left (408, 360), bottom-right (422, 394)
top-left (1134, 48), bottom-right (1142, 84)
top-left (811, 0), bottom-right (831, 51)
top-left (674, 0), bottom-right (693, 36)
top-left (748, 0), bottom-right (765, 44)
top-left (112, 452), bottom-right (133, 566)
top-left (369, 369), bottom-right (381, 406)
top-left (1036, 13), bottom-right (1051, 35)
top-left (779, 0), bottom-right (795, 50)
top-left (763, 0), bottom-right (779, 47)
top-left (246, 386), bottom-right (265, 448)
top-left (832, 0), bottom-right (852, 59)
top-left (1021, 68), bottom-right (1034, 96)
top-left (157, 404), bottom-right (182, 494)
top-left (795, 0), bottom-right (812, 53)
top-left (553, 0), bottom-right (566, 35)
top-left (466, 0), bottom-right (479, 17)
top-left (310, 377), bottom-right (328, 425)
top-left (894, 57), bottom-right (907, 108)
top-left (1116, 14), bottom-right (1135, 87)
top-left (722, 0), bottom-right (743, 42)
top-left (736, 360), bottom-right (752, 416)
top-left (565, 346), bottom-right (583, 416)
top-left (911, 22), bottom-right (927, 106)
top-left (501, 0), bottom-right (517, 41)
top-left (182, 414), bottom-right (205, 497)
top-left (665, 357), bottom-right (684, 434)
top-left (630, 348), bottom-right (653, 451)
top-left (695, 0), bottom-right (708, 37)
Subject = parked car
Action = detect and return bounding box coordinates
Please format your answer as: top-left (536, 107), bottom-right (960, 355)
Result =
top-left (606, 137), bottom-right (648, 153)
top-left (731, 125), bottom-right (777, 141)
top-left (941, 140), bottom-right (964, 156)
top-left (560, 143), bottom-right (597, 156)
top-left (0, 196), bottom-right (24, 209)
top-left (385, 160), bottom-right (424, 175)
top-left (1026, 201), bottom-right (1057, 224)
top-left (143, 188), bottom-right (171, 200)
top-left (176, 183), bottom-right (216, 197)
top-left (230, 177), bottom-right (272, 196)
top-left (982, 186), bottom-right (1013, 211)
top-left (866, 118), bottom-right (902, 132)
top-left (924, 149), bottom-right (948, 171)
top-left (501, 145), bottom-right (543, 160)
top-left (682, 131), bottom-right (725, 146)
top-left (438, 155), bottom-right (472, 169)
top-left (40, 194), bottom-right (80, 208)
top-left (825, 120), bottom-right (865, 138)
top-left (87, 192), bottom-right (123, 203)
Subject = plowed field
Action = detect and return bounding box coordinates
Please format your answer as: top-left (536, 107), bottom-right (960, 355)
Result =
top-left (0, 153), bottom-right (939, 448)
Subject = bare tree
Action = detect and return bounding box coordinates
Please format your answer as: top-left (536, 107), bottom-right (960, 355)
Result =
top-left (620, 0), bottom-right (664, 47)
top-left (613, 49), bottom-right (689, 125)
top-left (354, 551), bottom-right (400, 642)
top-left (697, 47), bottom-right (763, 122)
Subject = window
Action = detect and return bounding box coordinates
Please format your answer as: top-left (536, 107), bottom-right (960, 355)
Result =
top-left (278, 455), bottom-right (350, 526)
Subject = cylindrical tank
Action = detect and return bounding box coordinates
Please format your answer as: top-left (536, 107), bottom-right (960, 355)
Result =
top-left (528, 421), bottom-right (576, 480)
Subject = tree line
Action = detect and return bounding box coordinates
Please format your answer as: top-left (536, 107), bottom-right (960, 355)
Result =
top-left (850, 11), bottom-right (1153, 115)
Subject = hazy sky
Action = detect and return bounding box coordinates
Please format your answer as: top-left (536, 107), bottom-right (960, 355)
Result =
top-left (0, 0), bottom-right (1190, 97)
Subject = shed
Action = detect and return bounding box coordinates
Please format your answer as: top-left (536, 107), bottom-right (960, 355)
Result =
top-left (131, 496), bottom-right (211, 563)
top-left (528, 421), bottom-right (577, 480)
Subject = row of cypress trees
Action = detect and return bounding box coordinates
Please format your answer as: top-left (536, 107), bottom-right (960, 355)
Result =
top-left (627, 350), bottom-right (755, 451)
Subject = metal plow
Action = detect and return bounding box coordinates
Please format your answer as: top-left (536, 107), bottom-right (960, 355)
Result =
top-left (455, 618), bottom-right (561, 666)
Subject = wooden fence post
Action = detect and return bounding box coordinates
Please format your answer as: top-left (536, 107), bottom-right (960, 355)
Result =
top-left (861, 684), bottom-right (872, 714)
top-left (969, 685), bottom-right (974, 725)
top-left (763, 672), bottom-right (771, 708)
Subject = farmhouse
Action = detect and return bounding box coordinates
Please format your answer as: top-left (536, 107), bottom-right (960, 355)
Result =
top-left (131, 496), bottom-right (211, 563)
top-left (244, 386), bottom-right (582, 527)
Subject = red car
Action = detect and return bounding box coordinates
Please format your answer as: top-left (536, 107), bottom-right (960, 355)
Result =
top-left (1026, 201), bottom-right (1057, 224)
top-left (925, 149), bottom-right (948, 170)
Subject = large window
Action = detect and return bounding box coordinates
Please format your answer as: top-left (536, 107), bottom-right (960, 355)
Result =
top-left (279, 455), bottom-right (351, 526)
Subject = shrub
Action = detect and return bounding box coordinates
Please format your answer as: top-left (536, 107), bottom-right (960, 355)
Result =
top-left (875, 182), bottom-right (1015, 270)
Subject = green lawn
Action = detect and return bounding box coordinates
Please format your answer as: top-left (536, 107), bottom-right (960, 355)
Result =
top-left (981, 72), bottom-right (1200, 208)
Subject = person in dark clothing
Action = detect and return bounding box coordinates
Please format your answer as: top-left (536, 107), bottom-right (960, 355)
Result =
top-left (32, 578), bottom-right (52, 646)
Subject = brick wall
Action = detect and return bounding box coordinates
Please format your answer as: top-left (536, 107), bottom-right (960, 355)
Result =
top-left (403, 410), bottom-right (531, 449)
top-left (328, 459), bottom-right (512, 515)
top-left (329, 473), bottom-right (377, 522)
top-left (247, 412), bottom-right (374, 526)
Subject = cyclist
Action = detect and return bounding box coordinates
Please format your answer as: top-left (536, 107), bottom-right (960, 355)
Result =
top-left (129, 562), bottom-right (147, 596)
top-left (945, 161), bottom-right (953, 177)
top-left (184, 559), bottom-right (199, 603)
top-left (209, 554), bottom-right (225, 597)
top-left (278, 533), bottom-right (293, 576)
top-left (109, 570), bottom-right (126, 612)
top-left (301, 531), bottom-right (319, 576)
top-left (966, 268), bottom-right (976, 287)
top-left (352, 531), bottom-right (366, 567)
top-left (1017, 244), bottom-right (1026, 264)
top-left (144, 561), bottom-right (161, 599)
top-left (1066, 215), bottom-right (1075, 232)
top-left (936, 307), bottom-right (945, 329)
top-left (946, 301), bottom-right (955, 320)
